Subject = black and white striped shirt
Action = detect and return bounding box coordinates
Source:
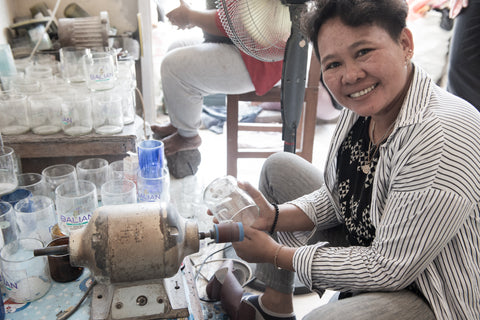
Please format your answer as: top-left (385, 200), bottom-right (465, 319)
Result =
top-left (281, 65), bottom-right (480, 319)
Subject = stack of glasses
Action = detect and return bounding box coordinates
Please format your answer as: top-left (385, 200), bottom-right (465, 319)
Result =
top-left (0, 44), bottom-right (137, 137)
top-left (136, 139), bottom-right (170, 203)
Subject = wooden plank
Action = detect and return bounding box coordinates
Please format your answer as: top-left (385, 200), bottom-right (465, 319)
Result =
top-left (3, 116), bottom-right (145, 173)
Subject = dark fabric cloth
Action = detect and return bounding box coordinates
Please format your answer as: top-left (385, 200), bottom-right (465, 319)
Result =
top-left (446, 0), bottom-right (480, 111)
top-left (201, 105), bottom-right (262, 134)
top-left (336, 117), bottom-right (376, 246)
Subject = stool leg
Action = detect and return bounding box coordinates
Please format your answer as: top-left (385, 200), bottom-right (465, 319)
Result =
top-left (227, 95), bottom-right (239, 177)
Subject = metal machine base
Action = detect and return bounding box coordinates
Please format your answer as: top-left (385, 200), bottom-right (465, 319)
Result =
top-left (90, 271), bottom-right (190, 320)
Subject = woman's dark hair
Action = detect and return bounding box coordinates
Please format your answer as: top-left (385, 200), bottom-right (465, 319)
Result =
top-left (301, 0), bottom-right (409, 60)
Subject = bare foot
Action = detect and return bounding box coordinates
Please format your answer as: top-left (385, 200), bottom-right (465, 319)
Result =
top-left (151, 123), bottom-right (177, 139)
top-left (162, 132), bottom-right (202, 155)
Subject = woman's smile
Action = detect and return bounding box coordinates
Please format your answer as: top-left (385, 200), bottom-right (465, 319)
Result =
top-left (348, 83), bottom-right (378, 98)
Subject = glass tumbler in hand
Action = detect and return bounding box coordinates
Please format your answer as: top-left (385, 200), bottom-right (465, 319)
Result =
top-left (203, 175), bottom-right (259, 226)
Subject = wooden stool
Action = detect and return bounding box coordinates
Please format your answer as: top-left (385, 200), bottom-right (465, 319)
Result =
top-left (226, 52), bottom-right (322, 177)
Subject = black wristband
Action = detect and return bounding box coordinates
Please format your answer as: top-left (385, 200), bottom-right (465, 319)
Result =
top-left (269, 203), bottom-right (279, 235)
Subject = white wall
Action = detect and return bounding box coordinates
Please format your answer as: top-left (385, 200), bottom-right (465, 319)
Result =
top-left (0, 0), bottom-right (14, 44)
top-left (9, 0), bottom-right (138, 34)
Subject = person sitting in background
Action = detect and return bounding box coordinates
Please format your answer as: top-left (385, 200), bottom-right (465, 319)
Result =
top-left (210, 0), bottom-right (479, 319)
top-left (446, 0), bottom-right (480, 111)
top-left (151, 0), bottom-right (283, 156)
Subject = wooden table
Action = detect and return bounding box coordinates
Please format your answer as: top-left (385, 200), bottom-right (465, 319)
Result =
top-left (3, 116), bottom-right (149, 174)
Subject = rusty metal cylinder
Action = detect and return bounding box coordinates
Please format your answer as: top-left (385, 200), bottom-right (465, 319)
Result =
top-left (69, 202), bottom-right (199, 283)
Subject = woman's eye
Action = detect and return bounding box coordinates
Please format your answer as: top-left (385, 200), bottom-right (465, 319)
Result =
top-left (325, 62), bottom-right (340, 70)
top-left (357, 48), bottom-right (372, 57)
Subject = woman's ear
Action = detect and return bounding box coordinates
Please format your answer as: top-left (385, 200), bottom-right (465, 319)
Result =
top-left (400, 27), bottom-right (415, 59)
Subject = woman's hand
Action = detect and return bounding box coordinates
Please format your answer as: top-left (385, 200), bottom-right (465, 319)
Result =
top-left (166, 0), bottom-right (193, 29)
top-left (449, 0), bottom-right (468, 18)
top-left (237, 181), bottom-right (277, 232)
top-left (206, 180), bottom-right (277, 232)
top-left (232, 225), bottom-right (279, 263)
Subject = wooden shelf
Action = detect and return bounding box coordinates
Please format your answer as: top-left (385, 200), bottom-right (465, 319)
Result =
top-left (3, 116), bottom-right (147, 173)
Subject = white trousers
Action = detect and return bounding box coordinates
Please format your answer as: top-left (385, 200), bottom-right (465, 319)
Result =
top-left (160, 38), bottom-right (255, 137)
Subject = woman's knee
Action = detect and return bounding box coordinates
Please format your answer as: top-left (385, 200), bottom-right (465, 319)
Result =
top-left (303, 290), bottom-right (435, 320)
top-left (259, 152), bottom-right (324, 203)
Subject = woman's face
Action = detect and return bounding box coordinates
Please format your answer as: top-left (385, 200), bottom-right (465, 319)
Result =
top-left (318, 17), bottom-right (413, 118)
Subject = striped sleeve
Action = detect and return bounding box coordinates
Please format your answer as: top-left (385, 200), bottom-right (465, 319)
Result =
top-left (278, 187), bottom-right (341, 247)
top-left (289, 66), bottom-right (480, 319)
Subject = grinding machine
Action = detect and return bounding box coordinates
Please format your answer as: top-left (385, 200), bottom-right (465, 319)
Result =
top-left (35, 201), bottom-right (244, 320)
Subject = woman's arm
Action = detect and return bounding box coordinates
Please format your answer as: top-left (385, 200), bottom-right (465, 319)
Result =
top-left (166, 0), bottom-right (223, 36)
top-left (239, 181), bottom-right (315, 233)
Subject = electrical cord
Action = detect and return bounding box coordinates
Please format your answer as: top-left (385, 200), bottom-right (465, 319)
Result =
top-left (56, 279), bottom-right (97, 320)
top-left (192, 243), bottom-right (232, 303)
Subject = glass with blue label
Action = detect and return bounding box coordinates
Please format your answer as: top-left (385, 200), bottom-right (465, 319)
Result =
top-left (61, 94), bottom-right (93, 136)
top-left (55, 180), bottom-right (98, 235)
top-left (0, 238), bottom-right (52, 303)
top-left (83, 52), bottom-right (116, 91)
top-left (137, 139), bottom-right (165, 178)
top-left (136, 167), bottom-right (170, 203)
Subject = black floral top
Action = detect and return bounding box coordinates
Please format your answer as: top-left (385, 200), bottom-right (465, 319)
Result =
top-left (336, 117), bottom-right (379, 246)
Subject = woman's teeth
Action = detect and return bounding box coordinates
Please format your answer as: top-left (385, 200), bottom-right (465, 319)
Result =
top-left (349, 84), bottom-right (376, 98)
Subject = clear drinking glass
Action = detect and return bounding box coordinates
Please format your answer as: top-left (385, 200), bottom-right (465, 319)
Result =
top-left (14, 195), bottom-right (57, 244)
top-left (203, 175), bottom-right (259, 226)
top-left (16, 173), bottom-right (52, 199)
top-left (0, 93), bottom-right (30, 135)
top-left (83, 52), bottom-right (116, 91)
top-left (0, 238), bottom-right (52, 303)
top-left (0, 147), bottom-right (18, 197)
top-left (114, 80), bottom-right (136, 125)
top-left (40, 76), bottom-right (68, 92)
top-left (91, 90), bottom-right (123, 135)
top-left (42, 164), bottom-right (77, 196)
top-left (28, 93), bottom-right (62, 135)
top-left (61, 94), bottom-right (93, 136)
top-left (0, 201), bottom-right (18, 248)
top-left (101, 179), bottom-right (137, 206)
top-left (136, 167), bottom-right (170, 203)
top-left (108, 160), bottom-right (125, 180)
top-left (1, 73), bottom-right (23, 92)
top-left (76, 158), bottom-right (109, 198)
top-left (25, 65), bottom-right (53, 80)
top-left (11, 77), bottom-right (42, 96)
top-left (55, 180), bottom-right (98, 235)
top-left (59, 46), bottom-right (91, 83)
